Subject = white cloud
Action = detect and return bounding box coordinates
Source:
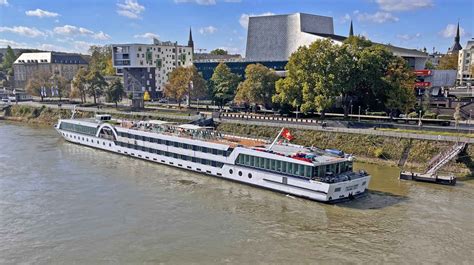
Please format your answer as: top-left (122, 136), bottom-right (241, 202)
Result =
top-left (376, 0), bottom-right (433, 12)
top-left (25, 8), bottom-right (60, 18)
top-left (53, 25), bottom-right (110, 41)
top-left (396, 33), bottom-right (421, 40)
top-left (0, 39), bottom-right (28, 48)
top-left (117, 0), bottom-right (145, 19)
top-left (440, 24), bottom-right (465, 38)
top-left (134, 32), bottom-right (160, 39)
top-left (341, 13), bottom-right (351, 23)
top-left (199, 26), bottom-right (217, 35)
top-left (356, 11), bottom-right (399, 23)
top-left (54, 25), bottom-right (93, 35)
top-left (92, 31), bottom-right (111, 40)
top-left (73, 41), bottom-right (96, 54)
top-left (0, 26), bottom-right (46, 38)
top-left (0, 0), bottom-right (8, 6)
top-left (239, 12), bottom-right (275, 29)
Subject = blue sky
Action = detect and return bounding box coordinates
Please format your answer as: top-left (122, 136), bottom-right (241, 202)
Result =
top-left (0, 0), bottom-right (472, 55)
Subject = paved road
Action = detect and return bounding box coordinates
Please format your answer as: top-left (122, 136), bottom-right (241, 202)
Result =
top-left (217, 118), bottom-right (474, 144)
top-left (12, 101), bottom-right (474, 143)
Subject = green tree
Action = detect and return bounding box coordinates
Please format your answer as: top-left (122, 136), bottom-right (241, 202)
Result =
top-left (86, 70), bottom-right (107, 104)
top-left (425, 60), bottom-right (435, 70)
top-left (235, 64), bottom-right (279, 109)
top-left (210, 48), bottom-right (228, 55)
top-left (71, 67), bottom-right (88, 103)
top-left (437, 53), bottom-right (458, 70)
top-left (384, 57), bottom-right (417, 116)
top-left (2, 46), bottom-right (16, 77)
top-left (106, 78), bottom-right (125, 108)
top-left (273, 39), bottom-right (342, 117)
top-left (165, 66), bottom-right (207, 108)
top-left (210, 62), bottom-right (241, 108)
top-left (26, 70), bottom-right (51, 101)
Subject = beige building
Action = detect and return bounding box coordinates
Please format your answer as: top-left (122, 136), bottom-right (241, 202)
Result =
top-left (457, 39), bottom-right (474, 85)
top-left (13, 52), bottom-right (88, 88)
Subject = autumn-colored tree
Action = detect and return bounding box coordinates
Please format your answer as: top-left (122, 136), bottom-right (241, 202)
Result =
top-left (235, 64), bottom-right (279, 109)
top-left (210, 62), bottom-right (241, 108)
top-left (437, 53), bottom-right (458, 70)
top-left (71, 67), bottom-right (88, 103)
top-left (164, 66), bottom-right (206, 108)
top-left (26, 70), bottom-right (51, 101)
top-left (88, 45), bottom-right (115, 76)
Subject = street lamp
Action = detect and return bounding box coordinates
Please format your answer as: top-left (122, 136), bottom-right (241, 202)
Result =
top-left (358, 106), bottom-right (361, 122)
top-left (350, 104), bottom-right (353, 120)
top-left (418, 110), bottom-right (422, 127)
top-left (470, 109), bottom-right (472, 135)
top-left (188, 80), bottom-right (193, 108)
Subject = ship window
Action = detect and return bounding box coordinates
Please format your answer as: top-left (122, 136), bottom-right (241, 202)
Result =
top-left (248, 173), bottom-right (252, 179)
top-left (271, 159), bottom-right (276, 170)
top-left (229, 169), bottom-right (233, 174)
top-left (238, 171), bottom-right (242, 176)
top-left (276, 161), bottom-right (281, 171)
top-left (335, 187), bottom-right (341, 192)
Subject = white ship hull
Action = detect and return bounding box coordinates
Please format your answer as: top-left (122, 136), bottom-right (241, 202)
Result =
top-left (56, 125), bottom-right (370, 203)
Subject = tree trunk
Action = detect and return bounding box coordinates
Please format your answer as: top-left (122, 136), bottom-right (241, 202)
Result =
top-left (93, 92), bottom-right (97, 105)
top-left (115, 102), bottom-right (118, 109)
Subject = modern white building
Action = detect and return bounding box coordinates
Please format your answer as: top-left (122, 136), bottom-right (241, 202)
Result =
top-left (112, 33), bottom-right (193, 98)
top-left (245, 13), bottom-right (428, 70)
top-left (457, 39), bottom-right (474, 85)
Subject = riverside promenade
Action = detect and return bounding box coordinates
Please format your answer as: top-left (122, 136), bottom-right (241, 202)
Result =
top-left (11, 101), bottom-right (474, 144)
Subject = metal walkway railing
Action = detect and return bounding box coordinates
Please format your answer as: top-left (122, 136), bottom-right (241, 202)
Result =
top-left (425, 142), bottom-right (466, 175)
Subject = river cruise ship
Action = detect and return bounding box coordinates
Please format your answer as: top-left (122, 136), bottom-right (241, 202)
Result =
top-left (55, 114), bottom-right (370, 203)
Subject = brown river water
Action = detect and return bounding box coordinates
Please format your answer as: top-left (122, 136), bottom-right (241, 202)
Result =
top-left (1, 122), bottom-right (473, 264)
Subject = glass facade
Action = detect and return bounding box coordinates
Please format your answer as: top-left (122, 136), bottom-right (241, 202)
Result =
top-left (235, 154), bottom-right (314, 179)
top-left (60, 122), bottom-right (97, 136)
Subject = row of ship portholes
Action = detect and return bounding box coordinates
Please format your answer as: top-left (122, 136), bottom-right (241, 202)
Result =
top-left (229, 169), bottom-right (252, 179)
top-left (63, 133), bottom-right (111, 147)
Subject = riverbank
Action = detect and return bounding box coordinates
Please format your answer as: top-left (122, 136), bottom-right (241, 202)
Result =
top-left (3, 104), bottom-right (472, 177)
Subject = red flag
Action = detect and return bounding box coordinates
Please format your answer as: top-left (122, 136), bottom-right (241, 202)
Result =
top-left (281, 128), bottom-right (294, 141)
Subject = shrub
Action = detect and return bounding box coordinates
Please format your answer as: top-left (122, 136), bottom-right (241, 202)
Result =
top-left (407, 111), bottom-right (418, 118)
top-left (422, 112), bottom-right (437, 119)
top-left (437, 114), bottom-right (452, 120)
top-left (373, 147), bottom-right (385, 158)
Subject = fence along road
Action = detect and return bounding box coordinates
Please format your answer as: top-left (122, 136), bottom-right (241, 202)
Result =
top-left (15, 102), bottom-right (473, 143)
top-left (217, 116), bottom-right (474, 144)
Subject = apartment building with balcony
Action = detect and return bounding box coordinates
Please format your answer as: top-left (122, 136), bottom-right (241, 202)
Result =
top-left (457, 39), bottom-right (474, 85)
top-left (112, 33), bottom-right (193, 98)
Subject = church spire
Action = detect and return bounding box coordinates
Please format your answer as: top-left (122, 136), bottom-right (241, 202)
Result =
top-left (188, 27), bottom-right (194, 49)
top-left (349, 20), bottom-right (354, 37)
top-left (455, 21), bottom-right (460, 44)
top-left (449, 20), bottom-right (462, 54)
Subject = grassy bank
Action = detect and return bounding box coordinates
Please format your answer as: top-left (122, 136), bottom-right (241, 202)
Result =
top-left (217, 123), bottom-right (474, 177)
top-left (3, 105), bottom-right (472, 177)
